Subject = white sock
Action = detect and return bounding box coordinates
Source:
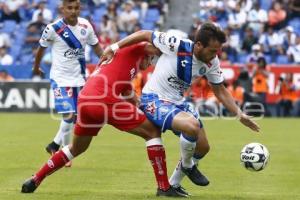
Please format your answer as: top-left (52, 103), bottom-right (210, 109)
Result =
top-left (169, 160), bottom-right (186, 187)
top-left (62, 146), bottom-right (74, 160)
top-left (145, 138), bottom-right (163, 146)
top-left (180, 134), bottom-right (196, 168)
top-left (53, 120), bottom-right (74, 147)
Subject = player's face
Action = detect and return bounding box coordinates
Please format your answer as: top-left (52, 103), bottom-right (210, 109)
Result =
top-left (62, 0), bottom-right (80, 24)
top-left (194, 39), bottom-right (222, 63)
top-left (139, 55), bottom-right (153, 70)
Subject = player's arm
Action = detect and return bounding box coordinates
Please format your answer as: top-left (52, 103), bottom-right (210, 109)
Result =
top-left (211, 83), bottom-right (260, 132)
top-left (91, 43), bottom-right (103, 58)
top-left (144, 43), bottom-right (161, 56)
top-left (101, 30), bottom-right (153, 61)
top-left (33, 46), bottom-right (46, 76)
top-left (34, 24), bottom-right (53, 76)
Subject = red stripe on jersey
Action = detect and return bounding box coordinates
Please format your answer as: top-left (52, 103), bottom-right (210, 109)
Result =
top-left (56, 24), bottom-right (67, 34)
top-left (177, 52), bottom-right (193, 56)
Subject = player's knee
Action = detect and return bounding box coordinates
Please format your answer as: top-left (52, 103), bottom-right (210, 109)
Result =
top-left (142, 128), bottom-right (161, 141)
top-left (202, 142), bottom-right (210, 154)
top-left (185, 120), bottom-right (201, 136)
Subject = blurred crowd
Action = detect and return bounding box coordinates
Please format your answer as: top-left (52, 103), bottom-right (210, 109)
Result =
top-left (189, 0), bottom-right (300, 64)
top-left (0, 0), bottom-right (168, 79)
top-left (1, 0), bottom-right (300, 117)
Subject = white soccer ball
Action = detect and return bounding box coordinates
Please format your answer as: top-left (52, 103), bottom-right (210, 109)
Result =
top-left (240, 143), bottom-right (270, 171)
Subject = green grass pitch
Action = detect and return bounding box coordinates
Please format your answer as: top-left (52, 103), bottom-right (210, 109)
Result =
top-left (0, 113), bottom-right (299, 200)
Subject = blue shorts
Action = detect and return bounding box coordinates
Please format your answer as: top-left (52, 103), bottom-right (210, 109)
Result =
top-left (140, 93), bottom-right (203, 134)
top-left (51, 80), bottom-right (82, 114)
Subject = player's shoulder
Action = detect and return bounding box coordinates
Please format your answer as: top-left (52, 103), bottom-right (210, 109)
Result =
top-left (78, 17), bottom-right (93, 27)
top-left (209, 56), bottom-right (221, 69)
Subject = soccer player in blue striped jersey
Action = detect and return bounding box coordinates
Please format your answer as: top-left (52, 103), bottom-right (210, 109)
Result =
top-left (101, 22), bottom-right (260, 195)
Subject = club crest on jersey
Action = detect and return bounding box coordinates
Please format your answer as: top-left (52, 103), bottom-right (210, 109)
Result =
top-left (81, 28), bottom-right (86, 36)
top-left (199, 67), bottom-right (206, 75)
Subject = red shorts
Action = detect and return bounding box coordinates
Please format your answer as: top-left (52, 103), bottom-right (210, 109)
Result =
top-left (74, 97), bottom-right (146, 136)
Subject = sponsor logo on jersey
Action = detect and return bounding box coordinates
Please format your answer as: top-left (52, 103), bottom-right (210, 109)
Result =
top-left (81, 28), bottom-right (86, 36)
top-left (64, 48), bottom-right (85, 59)
top-left (199, 67), bottom-right (206, 75)
top-left (167, 76), bottom-right (190, 94)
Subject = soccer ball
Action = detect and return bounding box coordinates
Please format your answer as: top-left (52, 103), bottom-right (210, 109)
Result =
top-left (240, 143), bottom-right (270, 171)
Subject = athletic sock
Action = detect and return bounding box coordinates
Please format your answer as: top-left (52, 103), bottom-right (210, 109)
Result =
top-left (34, 146), bottom-right (74, 185)
top-left (192, 153), bottom-right (204, 166)
top-left (169, 159), bottom-right (185, 187)
top-left (146, 138), bottom-right (170, 191)
top-left (53, 119), bottom-right (74, 147)
top-left (180, 134), bottom-right (196, 169)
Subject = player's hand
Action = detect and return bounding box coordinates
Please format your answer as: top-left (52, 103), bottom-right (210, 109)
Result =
top-left (100, 46), bottom-right (114, 65)
top-left (32, 67), bottom-right (44, 76)
top-left (239, 113), bottom-right (260, 132)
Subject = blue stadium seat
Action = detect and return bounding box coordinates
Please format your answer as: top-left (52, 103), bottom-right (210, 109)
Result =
top-left (2, 20), bottom-right (17, 34)
top-left (238, 53), bottom-right (248, 63)
top-left (260, 0), bottom-right (272, 11)
top-left (264, 55), bottom-right (272, 64)
top-left (276, 55), bottom-right (289, 64)
top-left (145, 8), bottom-right (160, 23)
top-left (92, 7), bottom-right (107, 22)
top-left (141, 21), bottom-right (155, 30)
top-left (119, 31), bottom-right (128, 39)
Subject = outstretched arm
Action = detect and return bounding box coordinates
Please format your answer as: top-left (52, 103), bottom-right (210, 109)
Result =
top-left (92, 43), bottom-right (103, 58)
top-left (211, 83), bottom-right (260, 132)
top-left (101, 30), bottom-right (153, 61)
top-left (33, 46), bottom-right (46, 76)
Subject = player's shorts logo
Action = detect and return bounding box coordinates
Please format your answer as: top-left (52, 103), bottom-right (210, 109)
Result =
top-left (146, 102), bottom-right (156, 115)
top-left (53, 88), bottom-right (63, 99)
top-left (81, 29), bottom-right (86, 36)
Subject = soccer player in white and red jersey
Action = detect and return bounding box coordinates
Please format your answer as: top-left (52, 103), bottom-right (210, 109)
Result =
top-left (100, 22), bottom-right (260, 195)
top-left (33, 0), bottom-right (103, 166)
top-left (21, 42), bottom-right (186, 197)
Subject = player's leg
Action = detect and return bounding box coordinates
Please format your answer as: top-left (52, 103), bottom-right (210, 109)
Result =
top-left (46, 113), bottom-right (75, 155)
top-left (111, 102), bottom-right (186, 197)
top-left (46, 85), bottom-right (78, 155)
top-left (21, 134), bottom-right (94, 193)
top-left (21, 99), bottom-right (102, 193)
top-left (169, 126), bottom-right (210, 191)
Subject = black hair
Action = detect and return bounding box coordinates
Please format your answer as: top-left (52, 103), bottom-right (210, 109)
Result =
top-left (194, 22), bottom-right (226, 47)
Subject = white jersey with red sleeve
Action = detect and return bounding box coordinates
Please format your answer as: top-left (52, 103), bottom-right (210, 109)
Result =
top-left (142, 31), bottom-right (224, 102)
top-left (39, 17), bottom-right (99, 87)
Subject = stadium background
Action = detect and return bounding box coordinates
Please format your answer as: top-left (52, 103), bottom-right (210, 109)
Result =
top-left (0, 0), bottom-right (300, 116)
top-left (0, 1), bottom-right (300, 200)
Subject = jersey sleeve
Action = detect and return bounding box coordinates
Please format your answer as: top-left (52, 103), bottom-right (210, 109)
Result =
top-left (206, 58), bottom-right (224, 84)
top-left (86, 22), bottom-right (99, 46)
top-left (39, 24), bottom-right (55, 47)
top-left (151, 31), bottom-right (181, 55)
